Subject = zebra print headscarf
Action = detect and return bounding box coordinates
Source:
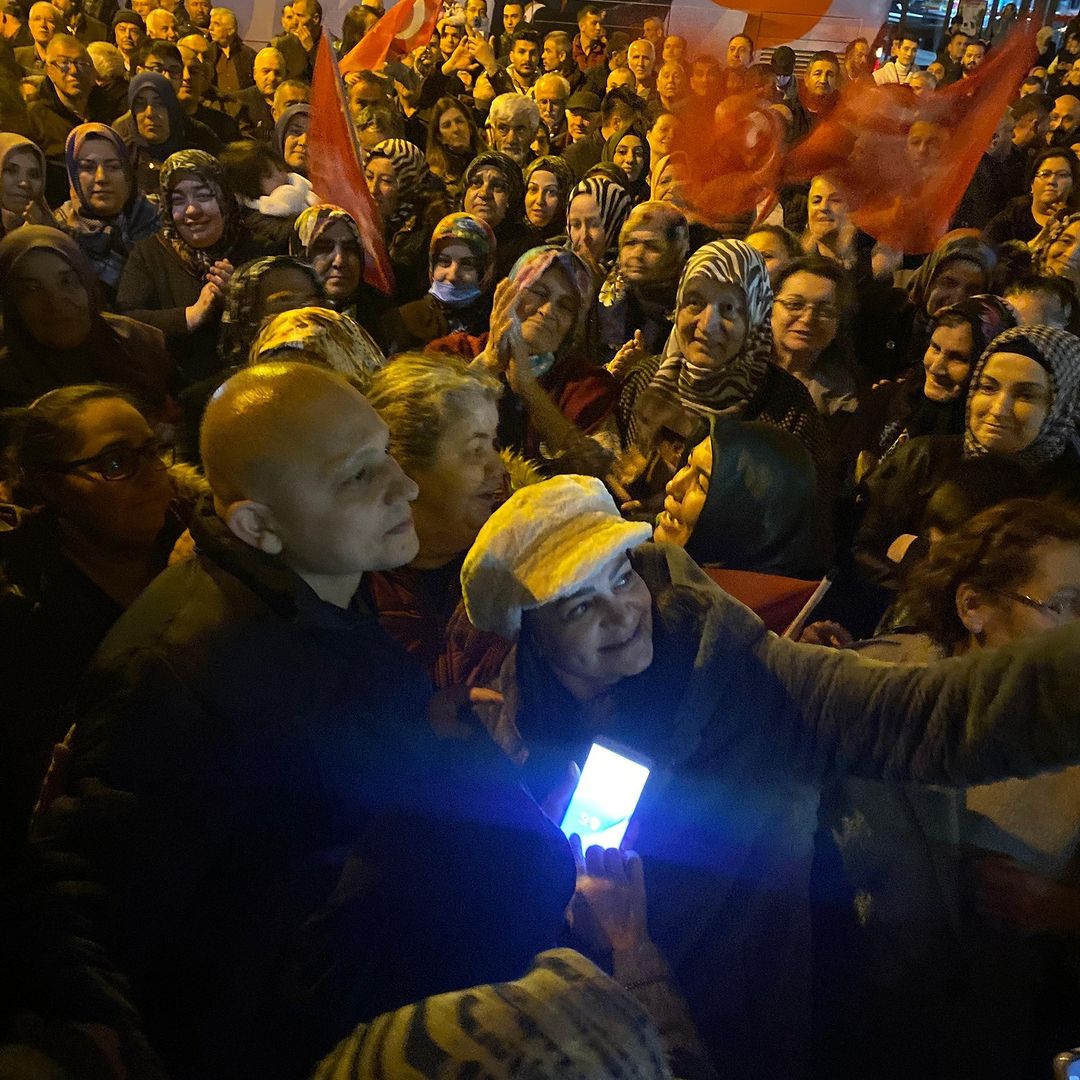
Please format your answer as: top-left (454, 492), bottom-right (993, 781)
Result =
top-left (567, 175), bottom-right (632, 265)
top-left (646, 238), bottom-right (774, 418)
top-left (964, 324), bottom-right (1080, 468)
top-left (311, 949), bottom-right (672, 1080)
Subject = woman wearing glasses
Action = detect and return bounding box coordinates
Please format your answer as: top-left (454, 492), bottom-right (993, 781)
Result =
top-left (824, 497), bottom-right (1080, 1077)
top-left (984, 147), bottom-right (1080, 246)
top-left (0, 383), bottom-right (183, 858)
top-left (0, 224), bottom-right (171, 412)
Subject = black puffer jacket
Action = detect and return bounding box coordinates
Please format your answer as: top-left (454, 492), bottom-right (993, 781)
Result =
top-left (16, 499), bottom-right (574, 1080)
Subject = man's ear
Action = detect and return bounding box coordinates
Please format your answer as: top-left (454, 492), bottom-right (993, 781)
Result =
top-left (223, 499), bottom-right (284, 555)
top-left (955, 581), bottom-right (990, 637)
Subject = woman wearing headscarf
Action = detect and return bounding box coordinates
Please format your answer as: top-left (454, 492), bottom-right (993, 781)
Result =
top-left (856, 231), bottom-right (997, 380)
top-left (523, 155), bottom-right (574, 242)
top-left (290, 202), bottom-right (393, 346)
top-left (365, 137), bottom-right (452, 303)
top-left (654, 417), bottom-right (825, 580)
top-left (615, 239), bottom-right (827, 517)
top-left (122, 72), bottom-right (219, 197)
top-left (856, 325), bottom-right (1080, 589)
top-left (440, 244), bottom-right (617, 476)
top-left (381, 212), bottom-right (496, 354)
top-left (0, 133), bottom-right (53, 240)
top-left (54, 123), bottom-right (160, 302)
top-left (601, 125), bottom-right (651, 204)
top-left (0, 225), bottom-right (172, 411)
top-left (274, 102), bottom-right (310, 178)
top-left (566, 175), bottom-right (633, 277)
top-left (598, 201), bottom-right (688, 362)
top-left (846, 294), bottom-right (1016, 476)
top-left (116, 149), bottom-right (264, 386)
top-left (461, 150), bottom-right (538, 281)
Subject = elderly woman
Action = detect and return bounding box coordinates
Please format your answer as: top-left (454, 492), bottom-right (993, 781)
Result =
top-left (847, 295), bottom-right (1016, 474)
top-left (124, 72), bottom-right (218, 196)
top-left (598, 201), bottom-right (688, 362)
top-left (54, 123), bottom-right (160, 301)
top-left (273, 102), bottom-right (310, 178)
top-left (566, 174), bottom-right (633, 276)
top-left (857, 231), bottom-right (997, 379)
top-left (365, 138), bottom-right (452, 302)
top-left (856, 325), bottom-right (1080, 588)
top-left (461, 149), bottom-right (537, 279)
top-left (250, 305), bottom-right (385, 387)
top-left (523, 155), bottom-right (574, 241)
top-left (614, 239), bottom-right (827, 516)
top-left (289, 203), bottom-right (392, 345)
top-left (117, 149), bottom-right (263, 386)
top-left (0, 383), bottom-right (183, 855)
top-left (0, 133), bottom-right (52, 240)
top-left (425, 96), bottom-right (486, 203)
top-left (654, 417), bottom-right (824, 580)
top-left (382, 212), bottom-right (496, 354)
top-left (0, 225), bottom-right (171, 410)
top-left (362, 352), bottom-right (508, 688)
top-left (825, 497), bottom-right (1080, 1078)
top-left (601, 126), bottom-right (651, 204)
top-left (459, 471), bottom-right (1080, 1080)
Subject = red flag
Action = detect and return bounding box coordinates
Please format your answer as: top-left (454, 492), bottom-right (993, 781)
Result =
top-left (780, 22), bottom-right (1037, 253)
top-left (713, 0), bottom-right (832, 50)
top-left (339, 0), bottom-right (443, 76)
top-left (308, 32), bottom-right (394, 295)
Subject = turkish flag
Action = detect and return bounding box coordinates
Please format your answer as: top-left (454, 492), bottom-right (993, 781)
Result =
top-left (339, 0), bottom-right (444, 76)
top-left (781, 21), bottom-right (1037, 253)
top-left (308, 31), bottom-right (395, 294)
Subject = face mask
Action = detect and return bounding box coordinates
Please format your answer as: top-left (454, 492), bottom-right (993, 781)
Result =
top-left (429, 278), bottom-right (483, 305)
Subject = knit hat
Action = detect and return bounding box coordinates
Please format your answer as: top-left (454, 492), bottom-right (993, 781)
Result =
top-left (461, 475), bottom-right (653, 641)
top-left (111, 8), bottom-right (144, 30)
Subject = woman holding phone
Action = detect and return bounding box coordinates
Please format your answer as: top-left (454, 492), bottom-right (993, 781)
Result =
top-left (460, 473), bottom-right (1080, 1080)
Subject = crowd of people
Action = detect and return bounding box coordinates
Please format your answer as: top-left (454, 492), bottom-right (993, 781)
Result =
top-left (3, 0), bottom-right (1080, 1077)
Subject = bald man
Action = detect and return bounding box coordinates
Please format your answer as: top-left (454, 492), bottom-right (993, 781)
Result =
top-left (22, 362), bottom-right (575, 1079)
top-left (227, 42), bottom-right (284, 139)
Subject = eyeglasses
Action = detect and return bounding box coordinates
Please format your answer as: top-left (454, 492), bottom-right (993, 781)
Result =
top-left (776, 296), bottom-right (840, 321)
top-left (1035, 170), bottom-right (1073, 182)
top-left (41, 440), bottom-right (168, 481)
top-left (49, 57), bottom-right (95, 73)
top-left (993, 586), bottom-right (1080, 620)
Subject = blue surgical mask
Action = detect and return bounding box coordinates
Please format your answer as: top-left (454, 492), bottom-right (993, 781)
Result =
top-left (429, 278), bottom-right (483, 306)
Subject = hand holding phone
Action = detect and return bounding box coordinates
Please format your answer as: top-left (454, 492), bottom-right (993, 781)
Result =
top-left (559, 738), bottom-right (651, 851)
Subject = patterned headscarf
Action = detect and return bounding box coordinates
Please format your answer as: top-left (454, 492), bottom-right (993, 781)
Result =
top-left (507, 245), bottom-right (594, 374)
top-left (428, 211), bottom-right (496, 288)
top-left (1031, 209), bottom-right (1080, 275)
top-left (647, 239), bottom-right (774, 417)
top-left (290, 202), bottom-right (362, 259)
top-left (566, 175), bottom-right (632, 266)
top-left (367, 138), bottom-right (431, 233)
top-left (158, 149), bottom-right (240, 277)
top-left (906, 233), bottom-right (996, 314)
top-left (217, 255), bottom-right (324, 369)
top-left (463, 151), bottom-right (525, 226)
top-left (933, 295), bottom-right (1016, 359)
top-left (964, 324), bottom-right (1080, 467)
top-left (127, 72), bottom-right (186, 162)
top-left (64, 124), bottom-right (133, 216)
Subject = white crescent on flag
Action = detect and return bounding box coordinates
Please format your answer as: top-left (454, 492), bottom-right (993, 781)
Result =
top-left (396, 0), bottom-right (427, 42)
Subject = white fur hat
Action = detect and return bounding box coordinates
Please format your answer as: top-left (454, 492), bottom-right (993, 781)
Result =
top-left (461, 475), bottom-right (653, 641)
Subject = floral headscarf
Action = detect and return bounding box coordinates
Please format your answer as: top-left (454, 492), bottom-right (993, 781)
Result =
top-left (463, 151), bottom-right (525, 226)
top-left (428, 211), bottom-right (496, 288)
top-left (507, 244), bottom-right (594, 374)
top-left (1032, 209), bottom-right (1080, 275)
top-left (290, 202), bottom-right (362, 258)
top-left (566, 175), bottom-right (632, 267)
top-left (964, 324), bottom-right (1080, 467)
top-left (647, 239), bottom-right (774, 418)
top-left (217, 255), bottom-right (324, 368)
top-left (158, 149), bottom-right (240, 278)
top-left (367, 138), bottom-right (431, 233)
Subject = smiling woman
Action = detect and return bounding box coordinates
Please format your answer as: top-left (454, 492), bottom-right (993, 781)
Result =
top-left (0, 134), bottom-right (52, 240)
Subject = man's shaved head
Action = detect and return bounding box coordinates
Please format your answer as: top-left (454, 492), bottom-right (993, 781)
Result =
top-left (201, 362), bottom-right (419, 603)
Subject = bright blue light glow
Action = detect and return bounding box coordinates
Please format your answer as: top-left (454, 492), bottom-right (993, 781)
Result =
top-left (560, 742), bottom-right (650, 850)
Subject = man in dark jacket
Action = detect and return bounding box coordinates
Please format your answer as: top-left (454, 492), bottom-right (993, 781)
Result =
top-left (562, 85), bottom-right (637, 179)
top-left (54, 0), bottom-right (105, 42)
top-left (0, 0), bottom-right (33, 48)
top-left (16, 363), bottom-right (574, 1080)
top-left (228, 43), bottom-right (283, 139)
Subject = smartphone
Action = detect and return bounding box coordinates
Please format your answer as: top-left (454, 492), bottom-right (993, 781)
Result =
top-left (1054, 1049), bottom-right (1080, 1080)
top-left (560, 738), bottom-right (652, 851)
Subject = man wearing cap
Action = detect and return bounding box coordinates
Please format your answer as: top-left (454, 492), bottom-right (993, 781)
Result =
top-left (563, 87), bottom-right (599, 148)
top-left (459, 471), bottom-right (1080, 1079)
top-left (111, 8), bottom-right (144, 76)
top-left (0, 0), bottom-right (33, 48)
top-left (562, 85), bottom-right (638, 178)
top-left (762, 44), bottom-right (797, 108)
top-left (18, 363), bottom-right (574, 1080)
